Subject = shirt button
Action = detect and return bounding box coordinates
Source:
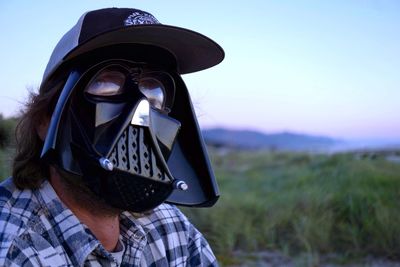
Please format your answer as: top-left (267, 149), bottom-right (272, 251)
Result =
top-left (133, 230), bottom-right (145, 241)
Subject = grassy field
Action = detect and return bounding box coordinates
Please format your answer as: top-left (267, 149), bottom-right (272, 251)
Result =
top-left (1, 143), bottom-right (400, 266)
top-left (182, 148), bottom-right (400, 266)
top-left (0, 148), bottom-right (13, 179)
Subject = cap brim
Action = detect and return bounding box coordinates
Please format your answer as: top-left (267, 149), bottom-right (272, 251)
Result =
top-left (65, 24), bottom-right (224, 74)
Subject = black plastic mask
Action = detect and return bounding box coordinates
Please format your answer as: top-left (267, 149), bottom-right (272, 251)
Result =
top-left (42, 60), bottom-right (187, 212)
top-left (42, 48), bottom-right (220, 211)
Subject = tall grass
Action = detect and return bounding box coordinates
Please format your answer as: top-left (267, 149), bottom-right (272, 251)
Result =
top-left (0, 115), bottom-right (17, 180)
top-left (0, 148), bottom-right (13, 179)
top-left (183, 149), bottom-right (400, 264)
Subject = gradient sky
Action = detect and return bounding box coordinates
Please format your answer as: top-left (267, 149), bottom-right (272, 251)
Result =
top-left (1, 1), bottom-right (399, 140)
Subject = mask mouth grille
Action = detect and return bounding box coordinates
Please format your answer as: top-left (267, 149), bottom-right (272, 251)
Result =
top-left (107, 169), bottom-right (172, 212)
top-left (108, 125), bottom-right (169, 183)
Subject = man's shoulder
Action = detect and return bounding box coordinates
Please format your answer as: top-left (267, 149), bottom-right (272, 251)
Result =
top-left (0, 177), bottom-right (40, 240)
top-left (128, 204), bottom-right (218, 265)
top-left (121, 203), bottom-right (192, 243)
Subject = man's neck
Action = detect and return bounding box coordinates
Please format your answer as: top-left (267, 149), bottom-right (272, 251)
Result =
top-left (49, 167), bottom-right (121, 252)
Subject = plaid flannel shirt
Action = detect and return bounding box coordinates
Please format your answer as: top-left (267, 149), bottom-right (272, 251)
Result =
top-left (0, 177), bottom-right (218, 266)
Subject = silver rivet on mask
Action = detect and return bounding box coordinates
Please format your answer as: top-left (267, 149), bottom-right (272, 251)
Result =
top-left (173, 180), bottom-right (188, 191)
top-left (99, 157), bottom-right (114, 171)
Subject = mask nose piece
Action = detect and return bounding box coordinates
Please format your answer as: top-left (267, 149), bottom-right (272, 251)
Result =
top-left (131, 99), bottom-right (150, 126)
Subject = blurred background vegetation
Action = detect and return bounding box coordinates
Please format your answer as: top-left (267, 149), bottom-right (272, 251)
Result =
top-left (1, 114), bottom-right (399, 266)
top-left (183, 148), bottom-right (400, 266)
top-left (0, 114), bottom-right (17, 178)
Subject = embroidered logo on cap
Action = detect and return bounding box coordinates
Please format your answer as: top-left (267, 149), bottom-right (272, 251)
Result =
top-left (124, 11), bottom-right (159, 26)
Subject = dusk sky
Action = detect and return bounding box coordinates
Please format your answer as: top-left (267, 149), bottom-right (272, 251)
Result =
top-left (1, 1), bottom-right (399, 141)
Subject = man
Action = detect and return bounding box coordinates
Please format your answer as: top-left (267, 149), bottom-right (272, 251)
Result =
top-left (0, 8), bottom-right (224, 266)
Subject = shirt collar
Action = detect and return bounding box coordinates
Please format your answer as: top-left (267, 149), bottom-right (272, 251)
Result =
top-left (120, 211), bottom-right (148, 247)
top-left (34, 180), bottom-right (101, 267)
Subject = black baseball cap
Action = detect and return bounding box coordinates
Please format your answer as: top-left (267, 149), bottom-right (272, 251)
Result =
top-left (42, 7), bottom-right (224, 87)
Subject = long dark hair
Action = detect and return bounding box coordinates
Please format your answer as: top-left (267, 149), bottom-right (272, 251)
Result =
top-left (12, 86), bottom-right (61, 189)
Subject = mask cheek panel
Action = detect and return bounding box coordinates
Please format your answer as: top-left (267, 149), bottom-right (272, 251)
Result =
top-left (150, 108), bottom-right (181, 153)
top-left (95, 102), bottom-right (126, 127)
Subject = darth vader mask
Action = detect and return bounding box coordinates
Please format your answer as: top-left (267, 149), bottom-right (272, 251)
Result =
top-left (38, 7), bottom-right (224, 213)
top-left (41, 51), bottom-right (219, 212)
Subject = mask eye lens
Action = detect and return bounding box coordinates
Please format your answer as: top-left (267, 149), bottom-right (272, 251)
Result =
top-left (85, 70), bottom-right (126, 96)
top-left (139, 78), bottom-right (165, 110)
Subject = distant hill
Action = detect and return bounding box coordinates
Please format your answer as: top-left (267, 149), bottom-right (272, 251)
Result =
top-left (202, 128), bottom-right (340, 151)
